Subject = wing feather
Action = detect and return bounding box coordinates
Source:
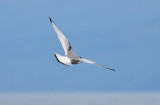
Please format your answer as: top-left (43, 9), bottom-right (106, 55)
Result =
top-left (79, 58), bottom-right (115, 71)
top-left (49, 17), bottom-right (76, 57)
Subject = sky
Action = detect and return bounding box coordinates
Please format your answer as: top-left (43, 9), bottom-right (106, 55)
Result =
top-left (0, 0), bottom-right (160, 92)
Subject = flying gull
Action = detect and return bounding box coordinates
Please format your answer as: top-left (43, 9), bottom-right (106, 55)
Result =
top-left (49, 17), bottom-right (115, 71)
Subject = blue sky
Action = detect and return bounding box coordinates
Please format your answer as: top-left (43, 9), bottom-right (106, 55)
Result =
top-left (0, 0), bottom-right (160, 92)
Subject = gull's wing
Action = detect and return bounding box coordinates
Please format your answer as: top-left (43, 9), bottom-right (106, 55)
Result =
top-left (49, 17), bottom-right (76, 57)
top-left (79, 58), bottom-right (115, 71)
top-left (54, 53), bottom-right (72, 66)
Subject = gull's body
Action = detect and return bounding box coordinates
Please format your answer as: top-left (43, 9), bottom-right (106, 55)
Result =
top-left (49, 17), bottom-right (115, 71)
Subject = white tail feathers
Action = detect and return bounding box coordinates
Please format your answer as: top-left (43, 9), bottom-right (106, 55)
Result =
top-left (54, 53), bottom-right (72, 66)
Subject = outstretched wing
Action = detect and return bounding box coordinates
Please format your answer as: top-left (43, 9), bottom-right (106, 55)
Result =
top-left (79, 58), bottom-right (115, 71)
top-left (49, 17), bottom-right (76, 57)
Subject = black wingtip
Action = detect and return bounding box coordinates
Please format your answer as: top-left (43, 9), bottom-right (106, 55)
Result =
top-left (108, 68), bottom-right (116, 71)
top-left (111, 69), bottom-right (116, 71)
top-left (49, 17), bottom-right (53, 23)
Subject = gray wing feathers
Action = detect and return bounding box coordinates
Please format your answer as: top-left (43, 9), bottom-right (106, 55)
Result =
top-left (79, 58), bottom-right (115, 71)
